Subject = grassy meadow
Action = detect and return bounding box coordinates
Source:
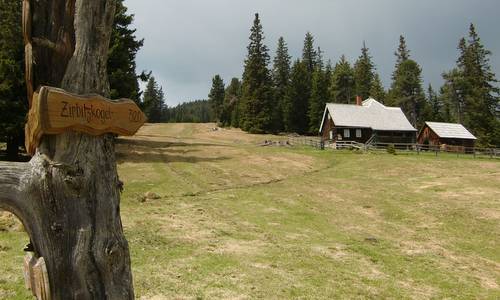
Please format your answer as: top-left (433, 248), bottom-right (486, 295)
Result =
top-left (1, 123), bottom-right (499, 299)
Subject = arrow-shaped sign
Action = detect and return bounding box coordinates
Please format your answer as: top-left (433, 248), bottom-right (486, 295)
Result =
top-left (25, 86), bottom-right (147, 155)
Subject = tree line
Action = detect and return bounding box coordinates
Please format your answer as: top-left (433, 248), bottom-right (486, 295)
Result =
top-left (0, 0), bottom-right (150, 160)
top-left (209, 14), bottom-right (500, 146)
top-left (1, 4), bottom-right (499, 161)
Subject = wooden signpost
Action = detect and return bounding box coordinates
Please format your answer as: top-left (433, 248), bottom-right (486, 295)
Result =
top-left (25, 86), bottom-right (147, 155)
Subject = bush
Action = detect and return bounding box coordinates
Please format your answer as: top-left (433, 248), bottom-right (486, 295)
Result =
top-left (387, 144), bottom-right (396, 155)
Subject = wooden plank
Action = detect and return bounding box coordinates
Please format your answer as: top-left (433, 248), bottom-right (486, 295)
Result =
top-left (33, 257), bottom-right (51, 300)
top-left (25, 86), bottom-right (147, 155)
top-left (23, 254), bottom-right (34, 291)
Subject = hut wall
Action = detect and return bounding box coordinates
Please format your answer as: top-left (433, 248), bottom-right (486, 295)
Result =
top-left (417, 125), bottom-right (440, 145)
top-left (375, 131), bottom-right (416, 144)
top-left (321, 118), bottom-right (336, 141)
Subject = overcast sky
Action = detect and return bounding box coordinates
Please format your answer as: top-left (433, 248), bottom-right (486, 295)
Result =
top-left (124, 0), bottom-right (500, 106)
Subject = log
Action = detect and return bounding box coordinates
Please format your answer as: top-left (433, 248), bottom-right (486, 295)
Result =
top-left (25, 86), bottom-right (146, 155)
top-left (0, 0), bottom-right (135, 299)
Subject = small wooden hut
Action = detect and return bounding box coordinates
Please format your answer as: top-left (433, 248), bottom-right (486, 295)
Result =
top-left (417, 122), bottom-right (477, 151)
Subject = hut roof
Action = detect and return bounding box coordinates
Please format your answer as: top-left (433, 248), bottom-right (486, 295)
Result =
top-left (425, 122), bottom-right (477, 140)
top-left (320, 98), bottom-right (417, 132)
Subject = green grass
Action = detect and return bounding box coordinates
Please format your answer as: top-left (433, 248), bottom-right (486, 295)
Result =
top-left (1, 123), bottom-right (499, 299)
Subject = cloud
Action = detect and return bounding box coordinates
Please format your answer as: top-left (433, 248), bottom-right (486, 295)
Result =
top-left (125, 0), bottom-right (500, 105)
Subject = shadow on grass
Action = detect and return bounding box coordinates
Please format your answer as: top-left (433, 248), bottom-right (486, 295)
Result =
top-left (116, 138), bottom-right (228, 163)
top-left (116, 138), bottom-right (219, 149)
top-left (116, 151), bottom-right (230, 164)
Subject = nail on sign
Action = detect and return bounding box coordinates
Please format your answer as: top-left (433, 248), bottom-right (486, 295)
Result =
top-left (25, 86), bottom-right (147, 155)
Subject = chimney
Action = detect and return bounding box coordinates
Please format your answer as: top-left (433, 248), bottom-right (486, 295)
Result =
top-left (356, 95), bottom-right (362, 106)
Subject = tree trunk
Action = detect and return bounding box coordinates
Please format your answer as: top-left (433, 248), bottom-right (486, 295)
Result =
top-left (0, 0), bottom-right (134, 299)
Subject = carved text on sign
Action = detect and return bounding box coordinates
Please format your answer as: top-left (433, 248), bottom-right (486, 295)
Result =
top-left (25, 86), bottom-right (147, 155)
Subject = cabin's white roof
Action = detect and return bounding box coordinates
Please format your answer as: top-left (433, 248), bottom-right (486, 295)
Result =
top-left (425, 122), bottom-right (477, 140)
top-left (320, 98), bottom-right (417, 132)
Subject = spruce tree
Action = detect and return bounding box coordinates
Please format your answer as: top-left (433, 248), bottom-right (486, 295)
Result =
top-left (208, 75), bottom-right (225, 124)
top-left (108, 0), bottom-right (146, 103)
top-left (427, 84), bottom-right (442, 121)
top-left (330, 55), bottom-right (355, 104)
top-left (222, 77), bottom-right (241, 127)
top-left (0, 0), bottom-right (27, 160)
top-left (354, 42), bottom-right (375, 100)
top-left (395, 35), bottom-right (410, 66)
top-left (308, 55), bottom-right (330, 134)
top-left (143, 76), bottom-right (166, 123)
top-left (283, 60), bottom-right (309, 133)
top-left (458, 24), bottom-right (499, 145)
top-left (439, 68), bottom-right (465, 123)
top-left (316, 47), bottom-right (324, 70)
top-left (388, 36), bottom-right (426, 128)
top-left (272, 37), bottom-right (291, 131)
top-left (302, 32), bottom-right (317, 74)
top-left (240, 13), bottom-right (274, 133)
top-left (370, 73), bottom-right (386, 103)
top-left (389, 59), bottom-right (426, 127)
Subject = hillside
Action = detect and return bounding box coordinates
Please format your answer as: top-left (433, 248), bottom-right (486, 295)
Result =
top-left (1, 123), bottom-right (499, 299)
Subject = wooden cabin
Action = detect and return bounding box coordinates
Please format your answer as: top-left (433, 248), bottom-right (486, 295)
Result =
top-left (319, 97), bottom-right (417, 144)
top-left (417, 122), bottom-right (477, 151)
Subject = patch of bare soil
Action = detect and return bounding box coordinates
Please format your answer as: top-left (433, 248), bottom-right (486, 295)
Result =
top-left (311, 244), bottom-right (349, 260)
top-left (397, 279), bottom-right (438, 299)
top-left (399, 240), bottom-right (500, 290)
top-left (214, 239), bottom-right (266, 256)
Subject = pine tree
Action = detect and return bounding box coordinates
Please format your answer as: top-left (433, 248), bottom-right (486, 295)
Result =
top-left (388, 36), bottom-right (426, 128)
top-left (222, 77), bottom-right (241, 127)
top-left (308, 55), bottom-right (330, 134)
top-left (454, 24), bottom-right (500, 146)
top-left (302, 32), bottom-right (317, 75)
top-left (143, 76), bottom-right (166, 123)
top-left (283, 60), bottom-right (309, 133)
top-left (427, 84), bottom-right (442, 121)
top-left (316, 47), bottom-right (324, 70)
top-left (108, 0), bottom-right (146, 103)
top-left (389, 59), bottom-right (426, 127)
top-left (272, 37), bottom-right (291, 131)
top-left (395, 35), bottom-right (410, 66)
top-left (330, 55), bottom-right (355, 104)
top-left (353, 42), bottom-right (375, 100)
top-left (240, 13), bottom-right (274, 133)
top-left (0, 0), bottom-right (27, 160)
top-left (370, 73), bottom-right (386, 103)
top-left (208, 75), bottom-right (225, 123)
top-left (439, 68), bottom-right (464, 123)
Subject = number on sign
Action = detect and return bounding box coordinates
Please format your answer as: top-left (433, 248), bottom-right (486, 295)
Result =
top-left (129, 110), bottom-right (142, 123)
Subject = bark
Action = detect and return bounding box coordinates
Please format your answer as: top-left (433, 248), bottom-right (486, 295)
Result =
top-left (0, 0), bottom-right (134, 299)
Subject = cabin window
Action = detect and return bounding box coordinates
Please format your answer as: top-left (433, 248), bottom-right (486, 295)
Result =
top-left (356, 129), bottom-right (362, 138)
top-left (329, 130), bottom-right (333, 140)
top-left (343, 129), bottom-right (350, 138)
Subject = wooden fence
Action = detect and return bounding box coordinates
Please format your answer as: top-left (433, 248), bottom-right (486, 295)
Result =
top-left (287, 137), bottom-right (500, 159)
